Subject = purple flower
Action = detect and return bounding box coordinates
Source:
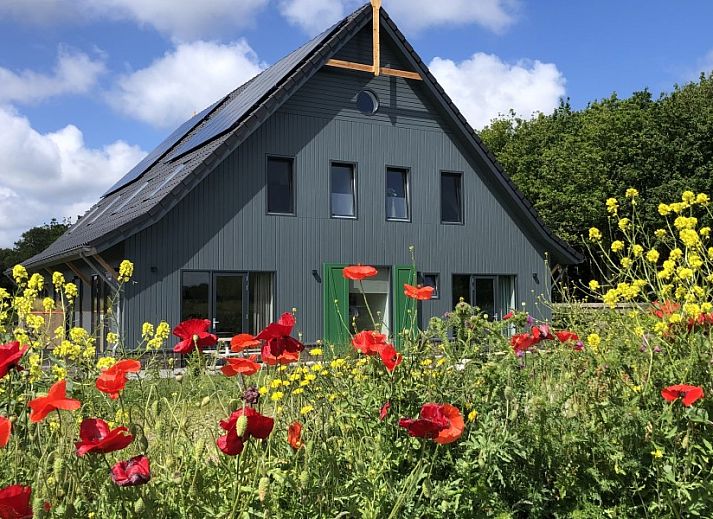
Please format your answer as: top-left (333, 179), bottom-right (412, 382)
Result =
top-left (526, 315), bottom-right (534, 327)
top-left (244, 386), bottom-right (260, 405)
top-left (574, 341), bottom-right (584, 351)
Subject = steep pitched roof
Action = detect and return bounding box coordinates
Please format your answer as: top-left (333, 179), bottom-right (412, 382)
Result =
top-left (24, 2), bottom-right (581, 269)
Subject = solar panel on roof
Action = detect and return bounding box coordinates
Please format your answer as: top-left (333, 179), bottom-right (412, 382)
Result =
top-left (102, 98), bottom-right (224, 197)
top-left (112, 181), bottom-right (148, 214)
top-left (144, 164), bottom-right (186, 200)
top-left (87, 196), bottom-right (121, 225)
top-left (167, 21), bottom-right (342, 161)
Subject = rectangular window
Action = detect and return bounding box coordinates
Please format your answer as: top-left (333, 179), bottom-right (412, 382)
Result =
top-left (441, 172), bottom-right (463, 224)
top-left (418, 273), bottom-right (439, 299)
top-left (386, 167), bottom-right (409, 221)
top-left (330, 162), bottom-right (356, 218)
top-left (452, 274), bottom-right (471, 307)
top-left (267, 157), bottom-right (294, 215)
top-left (181, 271), bottom-right (210, 321)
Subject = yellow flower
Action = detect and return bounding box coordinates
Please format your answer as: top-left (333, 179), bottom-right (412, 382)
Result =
top-left (587, 333), bottom-right (601, 352)
top-left (270, 391), bottom-right (284, 402)
top-left (107, 332), bottom-right (119, 345)
top-left (49, 421), bottom-right (61, 433)
top-left (292, 388), bottom-right (304, 395)
top-left (12, 265), bottom-right (28, 284)
top-left (651, 448), bottom-right (664, 459)
top-left (270, 379), bottom-right (282, 389)
top-left (611, 241), bottom-right (624, 253)
top-left (669, 248), bottom-right (683, 261)
top-left (588, 280), bottom-right (600, 291)
top-left (696, 193), bottom-right (709, 205)
top-left (588, 227), bottom-right (602, 241)
top-left (420, 359), bottom-right (433, 367)
top-left (625, 188), bottom-right (639, 199)
top-left (631, 244), bottom-right (643, 257)
top-left (606, 198), bottom-right (619, 215)
top-left (309, 348), bottom-right (323, 356)
top-left (300, 405), bottom-right (314, 415)
top-left (603, 289), bottom-right (620, 308)
top-left (52, 272), bottom-right (65, 289)
top-left (677, 267), bottom-right (694, 280)
top-left (689, 254), bottom-right (703, 269)
top-left (96, 357), bottom-right (116, 370)
top-left (669, 314), bottom-right (683, 324)
top-left (117, 260), bottom-right (134, 283)
top-left (52, 365), bottom-right (67, 381)
top-left (680, 229), bottom-right (700, 248)
top-left (634, 326), bottom-right (645, 337)
top-left (258, 386), bottom-right (268, 396)
top-left (64, 283), bottom-right (78, 300)
top-left (467, 410), bottom-right (477, 422)
top-left (28, 273), bottom-right (44, 292)
top-left (618, 218), bottom-right (631, 231)
top-left (702, 302), bottom-right (713, 313)
top-left (674, 216), bottom-right (697, 230)
top-left (683, 303), bottom-right (701, 317)
top-left (621, 258), bottom-right (633, 269)
top-left (682, 191), bottom-right (696, 204)
top-left (646, 249), bottom-right (660, 263)
top-left (654, 228), bottom-right (667, 239)
top-left (141, 322), bottom-right (155, 339)
top-left (632, 385), bottom-right (642, 393)
top-left (670, 202), bottom-right (684, 213)
top-left (42, 297), bottom-right (55, 312)
top-left (658, 203), bottom-right (671, 216)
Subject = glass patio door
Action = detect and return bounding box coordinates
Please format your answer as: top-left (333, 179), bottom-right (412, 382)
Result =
top-left (212, 273), bottom-right (248, 339)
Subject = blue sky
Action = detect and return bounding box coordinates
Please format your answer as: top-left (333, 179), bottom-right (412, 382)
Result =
top-left (0, 0), bottom-right (711, 247)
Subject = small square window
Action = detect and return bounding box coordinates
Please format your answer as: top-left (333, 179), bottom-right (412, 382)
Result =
top-left (267, 157), bottom-right (294, 215)
top-left (386, 167), bottom-right (410, 221)
top-left (441, 172), bottom-right (463, 224)
top-left (418, 273), bottom-right (439, 299)
top-left (331, 162), bottom-right (356, 218)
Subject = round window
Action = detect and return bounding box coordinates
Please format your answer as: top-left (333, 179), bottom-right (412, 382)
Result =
top-left (356, 90), bottom-right (379, 115)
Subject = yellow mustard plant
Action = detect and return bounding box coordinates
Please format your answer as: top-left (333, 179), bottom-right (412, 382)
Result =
top-left (52, 272), bottom-right (65, 289)
top-left (625, 188), bottom-right (639, 199)
top-left (117, 260), bottom-right (134, 283)
top-left (588, 227), bottom-right (602, 241)
top-left (588, 280), bottom-right (600, 291)
top-left (64, 283), bottom-right (78, 300)
top-left (587, 333), bottom-right (601, 352)
top-left (611, 241), bottom-right (624, 253)
top-left (12, 265), bottom-right (28, 284)
top-left (606, 198), bottom-right (619, 215)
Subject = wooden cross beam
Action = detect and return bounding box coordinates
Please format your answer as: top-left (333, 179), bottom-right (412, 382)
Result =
top-left (325, 0), bottom-right (422, 81)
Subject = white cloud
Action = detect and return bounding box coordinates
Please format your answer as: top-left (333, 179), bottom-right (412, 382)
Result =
top-left (0, 105), bottom-right (146, 247)
top-left (0, 48), bottom-right (105, 104)
top-left (279, 0), bottom-right (518, 36)
top-left (0, 0), bottom-right (269, 41)
top-left (107, 40), bottom-right (265, 129)
top-left (429, 53), bottom-right (566, 129)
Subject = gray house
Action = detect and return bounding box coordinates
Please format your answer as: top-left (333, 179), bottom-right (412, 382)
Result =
top-left (24, 1), bottom-right (580, 351)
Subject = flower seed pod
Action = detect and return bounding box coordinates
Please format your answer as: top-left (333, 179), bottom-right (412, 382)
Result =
top-left (193, 437), bottom-right (206, 460)
top-left (235, 415), bottom-right (248, 437)
top-left (258, 476), bottom-right (270, 502)
top-left (298, 470), bottom-right (309, 489)
top-left (133, 497), bottom-right (145, 515)
top-left (53, 456), bottom-right (64, 481)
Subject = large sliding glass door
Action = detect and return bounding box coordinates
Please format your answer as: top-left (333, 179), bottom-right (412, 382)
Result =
top-left (452, 274), bottom-right (516, 321)
top-left (180, 271), bottom-right (273, 337)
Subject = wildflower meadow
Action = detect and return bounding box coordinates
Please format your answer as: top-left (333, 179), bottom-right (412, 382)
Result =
top-left (1, 190), bottom-right (713, 517)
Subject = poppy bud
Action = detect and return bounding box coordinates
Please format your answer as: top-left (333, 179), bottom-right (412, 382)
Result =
top-left (258, 476), bottom-right (270, 502)
top-left (201, 396), bottom-right (211, 407)
top-left (236, 415), bottom-right (249, 437)
top-left (133, 497), bottom-right (145, 515)
top-left (175, 374), bottom-right (183, 382)
top-left (53, 457), bottom-right (64, 481)
top-left (422, 478), bottom-right (432, 498)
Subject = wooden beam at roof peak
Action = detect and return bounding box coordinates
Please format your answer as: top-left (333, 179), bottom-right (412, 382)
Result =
top-left (382, 67), bottom-right (422, 81)
top-left (372, 0), bottom-right (381, 77)
top-left (326, 59), bottom-right (374, 73)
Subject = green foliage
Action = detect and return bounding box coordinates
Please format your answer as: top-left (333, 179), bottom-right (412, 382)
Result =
top-left (480, 74), bottom-right (713, 248)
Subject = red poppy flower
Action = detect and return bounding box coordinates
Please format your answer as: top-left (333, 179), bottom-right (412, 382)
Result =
top-left (231, 334), bottom-right (260, 353)
top-left (652, 300), bottom-right (680, 319)
top-left (27, 380), bottom-right (81, 423)
top-left (255, 313), bottom-right (304, 358)
top-left (111, 455), bottom-right (151, 487)
top-left (75, 418), bottom-right (134, 457)
top-left (0, 342), bottom-right (28, 380)
top-left (379, 343), bottom-right (403, 373)
top-left (399, 403), bottom-right (464, 444)
top-left (172, 318), bottom-right (218, 354)
top-left (510, 333), bottom-right (536, 354)
top-left (0, 416), bottom-right (10, 448)
top-left (96, 359), bottom-right (141, 400)
top-left (661, 384), bottom-right (704, 407)
top-left (221, 355), bottom-right (261, 377)
top-left (0, 484), bottom-right (32, 519)
top-left (260, 346), bottom-right (300, 366)
top-left (379, 402), bottom-right (391, 421)
top-left (352, 331), bottom-right (388, 356)
top-left (288, 421), bottom-right (303, 450)
top-left (433, 404), bottom-right (464, 445)
top-left (343, 265), bottom-right (378, 280)
top-left (403, 284), bottom-right (434, 301)
top-left (217, 407), bottom-right (274, 456)
top-left (555, 330), bottom-right (579, 343)
top-left (531, 324), bottom-right (554, 341)
top-left (502, 311), bottom-right (514, 320)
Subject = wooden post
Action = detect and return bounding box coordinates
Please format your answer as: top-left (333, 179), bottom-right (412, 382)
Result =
top-left (371, 0), bottom-right (381, 77)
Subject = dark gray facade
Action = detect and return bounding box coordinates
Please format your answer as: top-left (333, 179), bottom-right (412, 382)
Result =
top-left (22, 4), bottom-right (579, 349)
